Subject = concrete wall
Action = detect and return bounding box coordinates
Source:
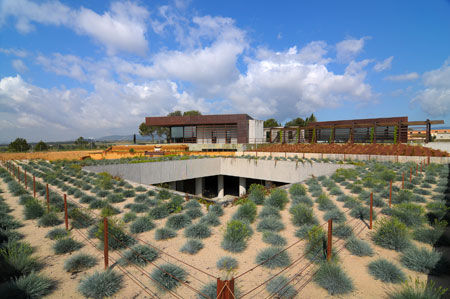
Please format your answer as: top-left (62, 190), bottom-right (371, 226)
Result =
top-left (248, 120), bottom-right (264, 143)
top-left (84, 157), bottom-right (353, 185)
top-left (418, 142), bottom-right (450, 154)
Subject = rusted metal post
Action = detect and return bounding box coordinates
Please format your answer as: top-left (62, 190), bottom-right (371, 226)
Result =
top-left (369, 193), bottom-right (373, 229)
top-left (64, 194), bottom-right (69, 231)
top-left (217, 278), bottom-right (235, 299)
top-left (24, 170), bottom-right (27, 189)
top-left (409, 168), bottom-right (412, 183)
top-left (327, 219), bottom-right (333, 261)
top-left (389, 180), bottom-right (392, 208)
top-left (416, 164), bottom-right (418, 175)
top-left (33, 176), bottom-right (36, 198)
top-left (402, 173), bottom-right (404, 189)
top-left (46, 184), bottom-right (50, 212)
top-left (427, 155), bottom-right (430, 165)
top-left (104, 217), bottom-right (109, 269)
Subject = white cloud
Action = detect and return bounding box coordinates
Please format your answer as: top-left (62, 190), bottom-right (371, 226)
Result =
top-left (36, 53), bottom-right (88, 81)
top-left (385, 72), bottom-right (419, 81)
top-left (0, 0), bottom-right (149, 55)
top-left (0, 48), bottom-right (28, 57)
top-left (12, 59), bottom-right (27, 72)
top-left (336, 37), bottom-right (370, 63)
top-left (374, 56), bottom-right (393, 72)
top-left (413, 60), bottom-right (450, 116)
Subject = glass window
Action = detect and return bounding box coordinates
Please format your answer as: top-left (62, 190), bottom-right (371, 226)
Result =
top-left (184, 126), bottom-right (196, 138)
top-left (171, 127), bottom-right (183, 138)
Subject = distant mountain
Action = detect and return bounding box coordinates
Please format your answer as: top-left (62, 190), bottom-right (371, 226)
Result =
top-left (95, 135), bottom-right (165, 142)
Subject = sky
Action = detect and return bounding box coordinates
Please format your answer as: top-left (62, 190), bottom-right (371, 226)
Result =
top-left (1, 0), bottom-right (450, 143)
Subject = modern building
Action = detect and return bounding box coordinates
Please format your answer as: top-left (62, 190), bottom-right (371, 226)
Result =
top-left (409, 128), bottom-right (450, 141)
top-left (145, 114), bottom-right (264, 144)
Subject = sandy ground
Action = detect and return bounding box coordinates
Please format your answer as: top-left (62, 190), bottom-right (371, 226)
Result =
top-left (1, 161), bottom-right (438, 299)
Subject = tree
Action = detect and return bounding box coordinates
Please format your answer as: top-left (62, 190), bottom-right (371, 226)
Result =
top-left (74, 137), bottom-right (89, 149)
top-left (305, 113), bottom-right (317, 125)
top-left (264, 118), bottom-right (281, 128)
top-left (139, 122), bottom-right (158, 141)
top-left (34, 141), bottom-right (48, 151)
top-left (285, 117), bottom-right (306, 127)
top-left (183, 110), bottom-right (202, 116)
top-left (168, 111), bottom-right (182, 116)
top-left (8, 138), bottom-right (30, 152)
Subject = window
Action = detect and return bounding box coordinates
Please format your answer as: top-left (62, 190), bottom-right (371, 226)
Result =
top-left (226, 130), bottom-right (231, 144)
top-left (211, 130), bottom-right (217, 143)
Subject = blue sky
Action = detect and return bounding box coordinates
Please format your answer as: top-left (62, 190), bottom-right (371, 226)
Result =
top-left (1, 0), bottom-right (450, 142)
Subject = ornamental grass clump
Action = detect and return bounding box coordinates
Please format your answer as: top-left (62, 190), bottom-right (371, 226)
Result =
top-left (232, 201), bottom-right (257, 223)
top-left (221, 220), bottom-right (252, 252)
top-left (413, 220), bottom-right (447, 245)
top-left (290, 203), bottom-right (316, 226)
top-left (157, 189), bottom-right (171, 200)
top-left (289, 183), bottom-right (306, 197)
top-left (217, 256), bottom-right (238, 271)
top-left (129, 217), bottom-right (155, 234)
top-left (314, 262), bottom-right (354, 295)
top-left (372, 217), bottom-right (411, 251)
top-left (387, 277), bottom-right (447, 299)
top-left (258, 206), bottom-right (281, 219)
top-left (350, 205), bottom-right (374, 221)
top-left (155, 228), bottom-right (177, 240)
top-left (151, 263), bottom-right (186, 292)
top-left (262, 232), bottom-right (287, 247)
top-left (53, 237), bottom-right (83, 254)
top-left (166, 213), bottom-right (192, 230)
top-left (391, 203), bottom-right (425, 226)
top-left (291, 194), bottom-right (313, 207)
top-left (69, 208), bottom-right (94, 229)
top-left (199, 212), bottom-right (220, 226)
top-left (316, 194), bottom-right (336, 211)
top-left (345, 236), bottom-right (373, 257)
top-left (255, 246), bottom-right (291, 269)
top-left (123, 212), bottom-right (137, 223)
top-left (248, 184), bottom-right (265, 205)
top-left (106, 193), bottom-right (124, 203)
top-left (393, 189), bottom-right (413, 204)
top-left (257, 216), bottom-right (285, 232)
top-left (323, 209), bottom-right (346, 224)
top-left (80, 195), bottom-right (96, 204)
top-left (45, 228), bottom-right (69, 240)
top-left (78, 270), bottom-right (123, 299)
top-left (208, 204), bottom-right (224, 216)
top-left (23, 199), bottom-right (44, 220)
top-left (333, 224), bottom-right (353, 239)
top-left (129, 203), bottom-right (150, 213)
top-left (186, 208), bottom-right (203, 219)
top-left (119, 244), bottom-right (158, 266)
top-left (64, 253), bottom-right (97, 272)
top-left (184, 223), bottom-right (211, 239)
top-left (96, 220), bottom-right (136, 250)
top-left (38, 213), bottom-right (62, 227)
top-left (180, 239), bottom-right (204, 254)
top-left (264, 189), bottom-right (289, 210)
top-left (400, 246), bottom-right (441, 273)
top-left (0, 272), bottom-right (55, 299)
top-left (0, 241), bottom-right (40, 278)
top-left (368, 258), bottom-right (405, 283)
top-left (148, 204), bottom-right (170, 220)
top-left (89, 199), bottom-right (108, 210)
top-left (184, 199), bottom-right (201, 209)
top-left (266, 275), bottom-right (297, 298)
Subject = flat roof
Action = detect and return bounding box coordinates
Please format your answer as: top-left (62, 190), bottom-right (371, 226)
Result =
top-left (146, 114), bottom-right (253, 126)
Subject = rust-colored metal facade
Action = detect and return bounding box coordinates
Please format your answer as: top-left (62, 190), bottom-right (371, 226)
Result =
top-left (146, 114), bottom-right (252, 144)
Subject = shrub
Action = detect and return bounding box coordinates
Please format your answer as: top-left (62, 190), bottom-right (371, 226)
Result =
top-left (78, 270), bottom-right (123, 299)
top-left (53, 237), bottom-right (83, 254)
top-left (266, 275), bottom-right (297, 298)
top-left (290, 204), bottom-right (316, 226)
top-left (333, 224), bottom-right (353, 239)
top-left (130, 217), bottom-right (155, 234)
top-left (0, 241), bottom-right (40, 278)
top-left (155, 228), bottom-right (177, 240)
top-left (199, 213), bottom-right (220, 226)
top-left (295, 224), bottom-right (316, 239)
top-left (221, 220), bottom-right (252, 252)
top-left (291, 195), bottom-right (313, 207)
top-left (129, 203), bottom-right (149, 213)
top-left (345, 236), bottom-right (373, 256)
top-left (74, 190), bottom-right (83, 198)
top-left (232, 201), bottom-right (257, 223)
top-left (257, 216), bottom-right (285, 232)
top-left (372, 217), bottom-right (411, 251)
top-left (255, 247), bottom-right (291, 269)
top-left (350, 205), bottom-right (374, 221)
top-left (264, 189), bottom-right (289, 210)
top-left (150, 263), bottom-right (186, 292)
top-left (262, 232), bottom-right (287, 247)
top-left (166, 214), bottom-right (192, 230)
top-left (96, 221), bottom-right (136, 250)
top-left (258, 206), bottom-right (281, 219)
top-left (216, 256), bottom-right (238, 271)
top-left (401, 246), bottom-right (441, 273)
top-left (248, 184), bottom-right (265, 205)
top-left (185, 200), bottom-right (201, 209)
top-left (157, 189), bottom-right (171, 200)
top-left (80, 195), bottom-right (96, 204)
top-left (69, 208), bottom-right (94, 229)
top-left (135, 186), bottom-right (147, 192)
top-left (106, 193), bottom-right (124, 203)
top-left (120, 244), bottom-right (158, 266)
top-left (45, 228), bottom-right (69, 240)
top-left (184, 223), bottom-right (211, 239)
top-left (387, 277), bottom-right (447, 299)
top-left (0, 273), bottom-right (54, 299)
top-left (196, 282), bottom-right (218, 299)
top-left (368, 258), bottom-right (405, 283)
top-left (351, 184), bottom-right (363, 194)
top-left (208, 204), bottom-right (224, 216)
top-left (18, 195), bottom-right (33, 205)
top-left (24, 200), bottom-right (45, 220)
top-left (323, 209), bottom-right (346, 224)
top-left (122, 189), bottom-right (135, 198)
top-left (314, 262), bottom-right (354, 295)
top-left (89, 199), bottom-right (107, 210)
top-left (392, 203), bottom-right (425, 226)
top-left (344, 198), bottom-right (361, 209)
top-left (186, 208), bottom-right (203, 219)
top-left (413, 220), bottom-right (447, 245)
top-left (316, 194), bottom-right (335, 211)
top-left (123, 212), bottom-right (137, 223)
top-left (393, 190), bottom-right (413, 204)
top-left (289, 184), bottom-right (306, 196)
top-left (64, 253), bottom-right (97, 272)
top-left (304, 226), bottom-right (330, 262)
top-left (148, 205), bottom-right (170, 220)
top-left (38, 213), bottom-right (62, 227)
top-left (180, 239), bottom-right (204, 254)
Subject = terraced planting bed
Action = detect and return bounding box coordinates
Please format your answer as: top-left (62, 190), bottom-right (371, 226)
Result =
top-left (0, 157), bottom-right (448, 298)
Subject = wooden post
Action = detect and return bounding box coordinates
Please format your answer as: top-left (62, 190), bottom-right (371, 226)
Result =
top-left (104, 217), bottom-right (109, 269)
top-left (327, 219), bottom-right (333, 261)
top-left (369, 193), bottom-right (373, 230)
top-left (217, 278), bottom-right (235, 299)
top-left (389, 180), bottom-right (392, 208)
top-left (402, 173), bottom-right (404, 189)
top-left (64, 194), bottom-right (69, 231)
top-left (24, 170), bottom-right (27, 189)
top-left (33, 176), bottom-right (36, 198)
top-left (46, 184), bottom-right (50, 213)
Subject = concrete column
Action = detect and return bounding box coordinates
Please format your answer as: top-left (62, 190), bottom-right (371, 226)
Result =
top-left (195, 178), bottom-right (203, 197)
top-left (239, 177), bottom-right (246, 196)
top-left (218, 175), bottom-right (224, 198)
top-left (265, 180), bottom-right (271, 189)
top-left (170, 181), bottom-right (176, 190)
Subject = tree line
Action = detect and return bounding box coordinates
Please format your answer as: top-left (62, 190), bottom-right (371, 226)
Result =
top-left (263, 113), bottom-right (317, 128)
top-left (5, 137), bottom-right (99, 152)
